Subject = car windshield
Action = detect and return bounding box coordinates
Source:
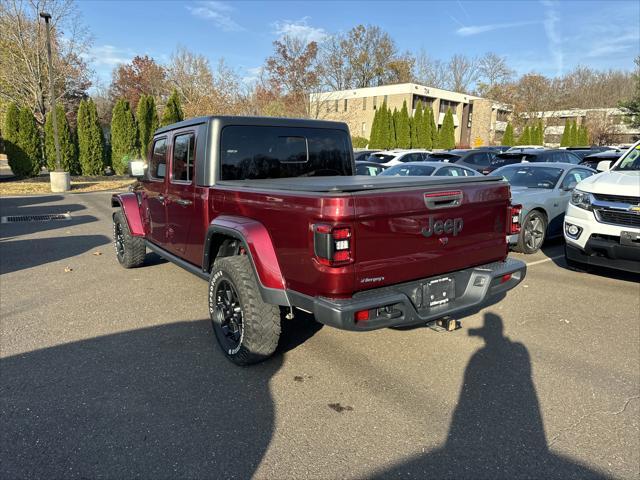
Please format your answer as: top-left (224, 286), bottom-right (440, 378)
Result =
top-left (368, 153), bottom-right (396, 164)
top-left (613, 145), bottom-right (640, 171)
top-left (380, 164), bottom-right (436, 176)
top-left (497, 166), bottom-right (563, 189)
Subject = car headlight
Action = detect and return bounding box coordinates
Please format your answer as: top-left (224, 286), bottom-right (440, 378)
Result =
top-left (570, 189), bottom-right (592, 211)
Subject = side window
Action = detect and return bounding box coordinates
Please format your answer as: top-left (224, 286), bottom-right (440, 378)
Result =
top-left (172, 133), bottom-right (196, 183)
top-left (435, 166), bottom-right (464, 176)
top-left (561, 168), bottom-right (594, 189)
top-left (466, 153), bottom-right (489, 166)
top-left (564, 152), bottom-right (580, 164)
top-left (149, 138), bottom-right (167, 180)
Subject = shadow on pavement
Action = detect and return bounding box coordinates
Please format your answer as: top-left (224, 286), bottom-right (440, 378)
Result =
top-left (0, 235), bottom-right (111, 274)
top-left (0, 318), bottom-right (319, 478)
top-left (373, 313), bottom-right (609, 480)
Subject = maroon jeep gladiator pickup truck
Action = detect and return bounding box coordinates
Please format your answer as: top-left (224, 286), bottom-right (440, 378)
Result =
top-left (112, 116), bottom-right (526, 365)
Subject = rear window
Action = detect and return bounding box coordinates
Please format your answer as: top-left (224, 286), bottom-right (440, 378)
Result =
top-left (497, 165), bottom-right (563, 189)
top-left (368, 153), bottom-right (396, 164)
top-left (220, 126), bottom-right (352, 180)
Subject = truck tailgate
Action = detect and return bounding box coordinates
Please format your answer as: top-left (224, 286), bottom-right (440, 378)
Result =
top-left (353, 180), bottom-right (510, 291)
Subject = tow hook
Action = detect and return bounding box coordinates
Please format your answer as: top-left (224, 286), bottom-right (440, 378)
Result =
top-left (428, 316), bottom-right (461, 332)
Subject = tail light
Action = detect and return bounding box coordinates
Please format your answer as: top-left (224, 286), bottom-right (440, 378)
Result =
top-left (508, 204), bottom-right (522, 235)
top-left (313, 224), bottom-right (353, 266)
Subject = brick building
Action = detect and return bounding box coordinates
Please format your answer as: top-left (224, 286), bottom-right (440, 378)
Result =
top-left (309, 83), bottom-right (512, 147)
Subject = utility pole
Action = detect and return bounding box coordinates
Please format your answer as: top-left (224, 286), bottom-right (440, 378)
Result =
top-left (40, 12), bottom-right (69, 192)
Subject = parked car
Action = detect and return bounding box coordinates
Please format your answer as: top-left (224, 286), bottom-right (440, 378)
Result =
top-left (482, 149), bottom-right (582, 175)
top-left (426, 149), bottom-right (496, 172)
top-left (367, 149), bottom-right (431, 166)
top-left (353, 149), bottom-right (380, 162)
top-left (564, 141), bottom-right (640, 273)
top-left (506, 145), bottom-right (546, 152)
top-left (379, 161), bottom-right (481, 177)
top-left (356, 161), bottom-right (387, 176)
top-left (492, 163), bottom-right (596, 253)
top-left (112, 116), bottom-right (526, 365)
top-left (479, 145), bottom-right (511, 153)
top-left (579, 150), bottom-right (623, 170)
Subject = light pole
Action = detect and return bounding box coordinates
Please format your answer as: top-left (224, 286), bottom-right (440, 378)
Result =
top-left (40, 12), bottom-right (69, 192)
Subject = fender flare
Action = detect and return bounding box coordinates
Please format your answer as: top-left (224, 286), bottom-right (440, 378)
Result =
top-left (111, 193), bottom-right (145, 237)
top-left (204, 215), bottom-right (289, 306)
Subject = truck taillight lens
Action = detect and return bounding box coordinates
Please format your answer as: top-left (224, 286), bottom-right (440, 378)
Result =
top-left (314, 224), bottom-right (353, 266)
top-left (509, 204), bottom-right (522, 235)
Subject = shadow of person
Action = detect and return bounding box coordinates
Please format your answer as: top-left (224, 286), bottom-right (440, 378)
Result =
top-left (0, 318), bottom-right (318, 479)
top-left (373, 313), bottom-right (608, 479)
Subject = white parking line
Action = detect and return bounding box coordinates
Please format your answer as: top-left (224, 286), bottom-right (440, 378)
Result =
top-left (526, 255), bottom-right (565, 267)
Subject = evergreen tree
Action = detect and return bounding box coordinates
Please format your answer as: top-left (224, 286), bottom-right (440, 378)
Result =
top-left (77, 99), bottom-right (106, 175)
top-left (577, 124), bottom-right (589, 146)
top-left (3, 103), bottom-right (21, 174)
top-left (560, 119), bottom-right (571, 147)
top-left (378, 102), bottom-right (389, 150)
top-left (412, 101), bottom-right (423, 148)
top-left (396, 100), bottom-right (411, 149)
top-left (422, 106), bottom-right (433, 150)
top-left (438, 108), bottom-right (456, 149)
top-left (45, 104), bottom-right (79, 174)
top-left (13, 108), bottom-right (41, 177)
top-left (429, 107), bottom-right (438, 148)
top-left (538, 120), bottom-right (545, 145)
top-left (161, 89), bottom-right (184, 126)
top-left (569, 120), bottom-right (578, 147)
top-left (137, 95), bottom-right (159, 158)
top-left (518, 125), bottom-right (531, 145)
top-left (385, 104), bottom-right (395, 150)
top-left (368, 108), bottom-right (380, 148)
top-left (502, 122), bottom-right (514, 146)
top-left (111, 99), bottom-right (139, 175)
top-left (391, 107), bottom-right (399, 149)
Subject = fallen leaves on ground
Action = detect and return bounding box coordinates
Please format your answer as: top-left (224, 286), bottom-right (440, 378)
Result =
top-left (0, 175), bottom-right (134, 195)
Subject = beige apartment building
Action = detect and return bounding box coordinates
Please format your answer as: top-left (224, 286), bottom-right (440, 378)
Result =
top-left (309, 83), bottom-right (512, 147)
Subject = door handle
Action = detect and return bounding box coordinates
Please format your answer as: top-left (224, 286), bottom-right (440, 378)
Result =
top-left (175, 199), bottom-right (192, 206)
top-left (157, 194), bottom-right (165, 204)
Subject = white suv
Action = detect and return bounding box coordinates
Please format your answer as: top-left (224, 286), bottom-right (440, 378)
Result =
top-left (367, 150), bottom-right (431, 167)
top-left (564, 141), bottom-right (640, 273)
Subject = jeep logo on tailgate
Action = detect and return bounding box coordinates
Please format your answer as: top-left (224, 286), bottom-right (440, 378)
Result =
top-left (422, 216), bottom-right (464, 238)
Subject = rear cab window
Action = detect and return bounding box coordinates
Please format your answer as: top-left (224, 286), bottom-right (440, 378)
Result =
top-left (149, 137), bottom-right (168, 180)
top-left (220, 126), bottom-right (352, 180)
top-left (171, 133), bottom-right (196, 183)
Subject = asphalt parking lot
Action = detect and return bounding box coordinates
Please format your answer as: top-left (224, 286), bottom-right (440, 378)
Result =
top-left (1, 192), bottom-right (638, 479)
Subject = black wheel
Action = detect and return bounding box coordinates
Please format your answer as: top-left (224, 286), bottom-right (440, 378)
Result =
top-left (113, 210), bottom-right (146, 268)
top-left (209, 255), bottom-right (281, 366)
top-left (515, 210), bottom-right (547, 254)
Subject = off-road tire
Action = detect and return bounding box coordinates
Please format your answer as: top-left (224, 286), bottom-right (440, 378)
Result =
top-left (113, 210), bottom-right (146, 268)
top-left (514, 210), bottom-right (547, 254)
top-left (209, 255), bottom-right (281, 366)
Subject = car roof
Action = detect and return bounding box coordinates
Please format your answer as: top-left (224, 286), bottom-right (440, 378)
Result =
top-left (493, 162), bottom-right (593, 170)
top-left (389, 161), bottom-right (475, 169)
top-left (356, 161), bottom-right (387, 167)
top-left (582, 150), bottom-right (623, 159)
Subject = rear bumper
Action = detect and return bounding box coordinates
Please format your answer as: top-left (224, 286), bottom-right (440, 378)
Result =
top-left (288, 258), bottom-right (526, 331)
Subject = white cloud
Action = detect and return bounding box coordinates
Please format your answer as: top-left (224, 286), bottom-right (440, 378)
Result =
top-left (585, 31), bottom-right (640, 58)
top-left (456, 20), bottom-right (538, 36)
top-left (83, 44), bottom-right (134, 67)
top-left (187, 1), bottom-right (243, 32)
top-left (542, 0), bottom-right (563, 76)
top-left (272, 17), bottom-right (327, 43)
top-left (242, 66), bottom-right (263, 84)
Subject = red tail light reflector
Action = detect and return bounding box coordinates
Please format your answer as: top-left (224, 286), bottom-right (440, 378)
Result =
top-left (501, 273), bottom-right (512, 283)
top-left (355, 310), bottom-right (369, 322)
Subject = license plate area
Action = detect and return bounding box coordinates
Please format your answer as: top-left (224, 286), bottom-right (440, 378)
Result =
top-left (426, 276), bottom-right (455, 307)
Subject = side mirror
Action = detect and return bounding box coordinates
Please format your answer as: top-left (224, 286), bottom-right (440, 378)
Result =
top-left (561, 181), bottom-right (577, 191)
top-left (129, 160), bottom-right (146, 178)
top-left (596, 160), bottom-right (612, 172)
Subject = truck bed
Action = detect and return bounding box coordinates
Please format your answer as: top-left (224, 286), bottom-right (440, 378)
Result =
top-left (217, 175), bottom-right (502, 193)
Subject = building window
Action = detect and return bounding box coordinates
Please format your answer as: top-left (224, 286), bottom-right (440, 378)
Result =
top-left (362, 97), bottom-right (367, 110)
top-left (334, 99), bottom-right (339, 112)
top-left (361, 122), bottom-right (366, 134)
top-left (373, 96), bottom-right (377, 110)
top-left (384, 95), bottom-right (388, 105)
top-left (344, 99), bottom-right (348, 112)
top-left (497, 110), bottom-right (510, 122)
top-left (439, 100), bottom-right (459, 114)
top-left (412, 95), bottom-right (434, 110)
top-left (326, 101), bottom-right (330, 113)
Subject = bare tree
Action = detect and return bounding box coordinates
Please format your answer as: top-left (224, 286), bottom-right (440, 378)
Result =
top-left (448, 54), bottom-right (478, 94)
top-left (0, 0), bottom-right (91, 126)
top-left (320, 24), bottom-right (397, 90)
top-left (476, 52), bottom-right (514, 96)
top-left (413, 49), bottom-right (449, 89)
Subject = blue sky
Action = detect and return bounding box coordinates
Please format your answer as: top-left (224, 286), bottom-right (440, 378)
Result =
top-left (79, 0), bottom-right (640, 87)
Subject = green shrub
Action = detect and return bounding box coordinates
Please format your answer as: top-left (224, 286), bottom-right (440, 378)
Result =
top-left (351, 136), bottom-right (368, 148)
top-left (77, 99), bottom-right (106, 175)
top-left (438, 108), bottom-right (455, 149)
top-left (4, 103), bottom-right (21, 173)
top-left (11, 108), bottom-right (41, 177)
top-left (560, 119), bottom-right (571, 147)
top-left (161, 89), bottom-right (184, 127)
top-left (396, 100), bottom-right (411, 149)
top-left (137, 94), bottom-right (159, 158)
top-left (45, 104), bottom-right (79, 174)
top-left (111, 99), bottom-right (139, 175)
top-left (502, 122), bottom-right (514, 146)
